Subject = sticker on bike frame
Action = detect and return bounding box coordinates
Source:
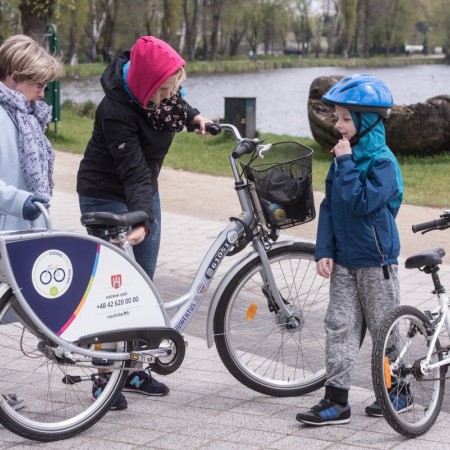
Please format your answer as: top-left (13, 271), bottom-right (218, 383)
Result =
top-left (227, 230), bottom-right (238, 245)
top-left (32, 250), bottom-right (73, 299)
top-left (5, 235), bottom-right (166, 340)
top-left (205, 239), bottom-right (232, 279)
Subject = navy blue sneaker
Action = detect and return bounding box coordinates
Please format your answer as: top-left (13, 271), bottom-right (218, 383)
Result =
top-left (366, 383), bottom-right (413, 417)
top-left (123, 371), bottom-right (169, 396)
top-left (92, 376), bottom-right (128, 410)
top-left (296, 399), bottom-right (351, 426)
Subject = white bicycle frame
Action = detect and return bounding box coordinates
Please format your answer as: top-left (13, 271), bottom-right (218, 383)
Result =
top-left (417, 290), bottom-right (450, 373)
top-left (0, 124), bottom-right (297, 364)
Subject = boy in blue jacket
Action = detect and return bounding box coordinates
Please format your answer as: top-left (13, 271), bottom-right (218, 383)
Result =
top-left (296, 74), bottom-right (406, 425)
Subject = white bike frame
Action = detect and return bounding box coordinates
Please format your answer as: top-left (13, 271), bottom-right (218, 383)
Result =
top-left (0, 124), bottom-right (296, 363)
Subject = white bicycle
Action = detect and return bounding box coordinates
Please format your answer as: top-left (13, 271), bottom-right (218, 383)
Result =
top-left (371, 210), bottom-right (450, 438)
top-left (0, 123), bottom-right (329, 441)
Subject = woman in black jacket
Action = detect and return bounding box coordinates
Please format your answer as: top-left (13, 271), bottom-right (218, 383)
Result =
top-left (77, 36), bottom-right (211, 408)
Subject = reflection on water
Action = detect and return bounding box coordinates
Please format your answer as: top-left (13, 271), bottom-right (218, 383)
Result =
top-left (60, 64), bottom-right (450, 137)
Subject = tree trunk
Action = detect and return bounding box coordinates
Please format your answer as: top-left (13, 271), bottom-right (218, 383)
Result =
top-left (19, 0), bottom-right (55, 39)
top-left (68, 8), bottom-right (79, 66)
top-left (183, 0), bottom-right (200, 61)
top-left (209, 0), bottom-right (223, 61)
top-left (308, 75), bottom-right (450, 156)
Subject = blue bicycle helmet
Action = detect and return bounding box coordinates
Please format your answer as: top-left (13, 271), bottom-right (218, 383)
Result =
top-left (322, 74), bottom-right (393, 119)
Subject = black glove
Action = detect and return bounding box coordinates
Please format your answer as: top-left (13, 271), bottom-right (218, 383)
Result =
top-left (22, 195), bottom-right (49, 221)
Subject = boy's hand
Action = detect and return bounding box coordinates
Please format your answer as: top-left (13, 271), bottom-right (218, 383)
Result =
top-left (331, 138), bottom-right (352, 158)
top-left (316, 258), bottom-right (334, 278)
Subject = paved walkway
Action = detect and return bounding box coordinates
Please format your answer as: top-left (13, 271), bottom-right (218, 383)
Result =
top-left (1, 190), bottom-right (449, 449)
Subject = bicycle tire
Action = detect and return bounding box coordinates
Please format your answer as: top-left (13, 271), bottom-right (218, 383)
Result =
top-left (371, 305), bottom-right (445, 438)
top-left (214, 242), bottom-right (329, 396)
top-left (0, 289), bottom-right (131, 442)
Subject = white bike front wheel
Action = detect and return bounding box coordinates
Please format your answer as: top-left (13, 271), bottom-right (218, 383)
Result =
top-left (214, 242), bottom-right (329, 396)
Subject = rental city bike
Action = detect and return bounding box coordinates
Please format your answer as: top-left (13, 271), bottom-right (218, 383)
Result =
top-left (0, 123), bottom-right (329, 441)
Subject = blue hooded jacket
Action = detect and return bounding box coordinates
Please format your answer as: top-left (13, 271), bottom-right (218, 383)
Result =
top-left (314, 112), bottom-right (404, 268)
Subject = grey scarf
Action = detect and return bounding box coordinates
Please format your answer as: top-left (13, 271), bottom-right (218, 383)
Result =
top-left (0, 82), bottom-right (54, 201)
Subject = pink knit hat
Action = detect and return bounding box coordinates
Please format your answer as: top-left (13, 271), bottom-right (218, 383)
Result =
top-left (126, 36), bottom-right (185, 107)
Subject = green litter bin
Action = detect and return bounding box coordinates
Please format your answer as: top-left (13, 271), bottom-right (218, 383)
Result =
top-left (224, 97), bottom-right (256, 138)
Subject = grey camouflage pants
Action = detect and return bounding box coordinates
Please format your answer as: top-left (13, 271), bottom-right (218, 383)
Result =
top-left (324, 263), bottom-right (400, 391)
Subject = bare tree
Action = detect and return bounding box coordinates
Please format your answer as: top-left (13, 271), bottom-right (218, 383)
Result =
top-left (85, 0), bottom-right (112, 61)
top-left (293, 0), bottom-right (312, 55)
top-left (102, 0), bottom-right (120, 55)
top-left (209, 0), bottom-right (224, 60)
top-left (220, 0), bottom-right (249, 57)
top-left (339, 0), bottom-right (357, 57)
top-left (327, 0), bottom-right (341, 55)
top-left (183, 0), bottom-right (200, 60)
top-left (360, 0), bottom-right (373, 57)
top-left (160, 0), bottom-right (182, 49)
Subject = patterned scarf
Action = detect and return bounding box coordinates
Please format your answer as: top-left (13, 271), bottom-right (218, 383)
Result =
top-left (0, 82), bottom-right (54, 201)
top-left (146, 93), bottom-right (187, 132)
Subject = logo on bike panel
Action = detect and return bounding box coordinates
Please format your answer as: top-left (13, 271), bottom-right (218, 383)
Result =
top-left (111, 274), bottom-right (122, 289)
top-left (32, 250), bottom-right (73, 299)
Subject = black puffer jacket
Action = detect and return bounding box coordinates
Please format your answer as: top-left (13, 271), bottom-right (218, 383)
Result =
top-left (76, 51), bottom-right (199, 224)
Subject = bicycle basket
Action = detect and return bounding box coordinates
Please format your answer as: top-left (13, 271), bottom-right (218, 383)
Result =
top-left (239, 141), bottom-right (315, 229)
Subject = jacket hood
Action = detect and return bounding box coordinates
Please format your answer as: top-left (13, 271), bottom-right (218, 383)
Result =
top-left (350, 111), bottom-right (386, 161)
top-left (100, 51), bottom-right (131, 105)
top-left (350, 111), bottom-right (403, 211)
top-left (126, 36), bottom-right (185, 108)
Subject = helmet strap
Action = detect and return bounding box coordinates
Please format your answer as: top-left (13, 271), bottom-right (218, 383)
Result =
top-left (349, 114), bottom-right (382, 146)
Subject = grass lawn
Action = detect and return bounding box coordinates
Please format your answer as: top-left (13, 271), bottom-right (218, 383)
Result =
top-left (47, 105), bottom-right (449, 209)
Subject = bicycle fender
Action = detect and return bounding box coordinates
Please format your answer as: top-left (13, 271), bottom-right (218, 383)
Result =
top-left (205, 239), bottom-right (296, 348)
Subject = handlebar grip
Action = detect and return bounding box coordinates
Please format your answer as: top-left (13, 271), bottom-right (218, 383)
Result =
top-left (412, 218), bottom-right (448, 233)
top-left (231, 139), bottom-right (256, 159)
top-left (186, 123), bottom-right (221, 135)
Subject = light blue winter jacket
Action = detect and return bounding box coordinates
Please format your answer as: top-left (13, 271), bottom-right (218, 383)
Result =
top-left (0, 105), bottom-right (46, 231)
top-left (314, 112), bottom-right (404, 268)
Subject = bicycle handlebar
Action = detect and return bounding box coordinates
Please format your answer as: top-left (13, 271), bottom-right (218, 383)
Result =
top-left (186, 123), bottom-right (221, 135)
top-left (32, 201), bottom-right (52, 231)
top-left (187, 122), bottom-right (260, 159)
top-left (231, 139), bottom-right (258, 159)
top-left (412, 211), bottom-right (450, 234)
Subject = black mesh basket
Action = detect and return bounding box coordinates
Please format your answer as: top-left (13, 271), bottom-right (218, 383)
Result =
top-left (239, 142), bottom-right (315, 229)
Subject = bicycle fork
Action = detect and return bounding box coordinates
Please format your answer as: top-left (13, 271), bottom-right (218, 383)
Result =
top-left (252, 237), bottom-right (301, 329)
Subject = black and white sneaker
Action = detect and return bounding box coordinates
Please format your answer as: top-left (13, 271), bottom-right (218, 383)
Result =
top-left (296, 398), bottom-right (351, 426)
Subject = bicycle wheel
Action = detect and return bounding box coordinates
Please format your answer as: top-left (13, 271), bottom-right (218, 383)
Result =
top-left (214, 242), bottom-right (329, 396)
top-left (0, 290), bottom-right (131, 442)
top-left (372, 305), bottom-right (445, 438)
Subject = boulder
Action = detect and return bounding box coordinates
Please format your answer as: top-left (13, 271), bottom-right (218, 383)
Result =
top-left (308, 75), bottom-right (450, 156)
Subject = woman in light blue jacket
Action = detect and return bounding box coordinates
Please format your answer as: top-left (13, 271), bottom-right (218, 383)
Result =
top-left (0, 34), bottom-right (62, 231)
top-left (0, 34), bottom-right (62, 409)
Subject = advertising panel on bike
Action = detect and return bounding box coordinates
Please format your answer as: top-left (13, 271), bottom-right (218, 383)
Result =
top-left (0, 233), bottom-right (167, 341)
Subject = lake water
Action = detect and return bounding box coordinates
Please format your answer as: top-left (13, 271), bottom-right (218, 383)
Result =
top-left (61, 64), bottom-right (450, 137)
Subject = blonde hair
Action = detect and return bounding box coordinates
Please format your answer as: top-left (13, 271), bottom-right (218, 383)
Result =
top-left (173, 66), bottom-right (186, 92)
top-left (0, 34), bottom-right (63, 83)
top-left (147, 66), bottom-right (186, 110)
